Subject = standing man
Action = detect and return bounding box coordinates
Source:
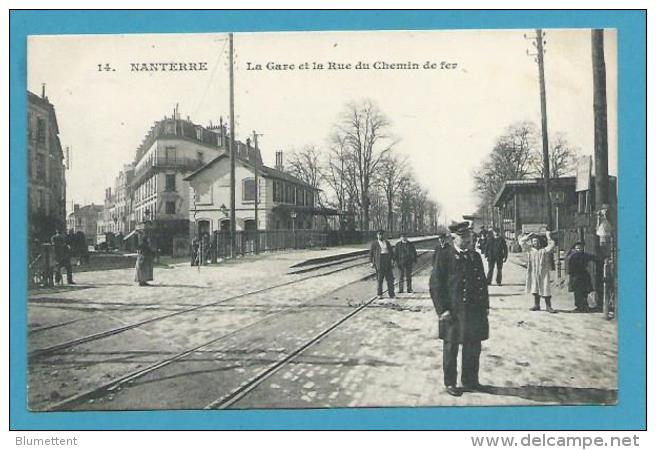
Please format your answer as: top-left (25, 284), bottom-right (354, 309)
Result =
top-left (394, 232), bottom-right (417, 293)
top-left (565, 242), bottom-right (598, 312)
top-left (518, 230), bottom-right (556, 313)
top-left (429, 221), bottom-right (489, 397)
top-left (369, 229), bottom-right (395, 299)
top-left (485, 229), bottom-right (508, 286)
top-left (51, 228), bottom-right (74, 285)
top-left (433, 232), bottom-right (451, 267)
top-left (476, 226), bottom-right (488, 257)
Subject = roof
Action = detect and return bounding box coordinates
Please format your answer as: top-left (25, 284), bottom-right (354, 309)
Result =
top-left (184, 154), bottom-right (320, 191)
top-left (68, 204), bottom-right (104, 218)
top-left (493, 177), bottom-right (577, 207)
top-left (27, 90), bottom-right (61, 137)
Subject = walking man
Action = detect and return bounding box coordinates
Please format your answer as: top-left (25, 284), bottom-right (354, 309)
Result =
top-left (394, 232), bottom-right (417, 293)
top-left (518, 230), bottom-right (556, 313)
top-left (429, 221), bottom-right (489, 397)
top-left (50, 228), bottom-right (74, 285)
top-left (485, 229), bottom-right (508, 286)
top-left (369, 229), bottom-right (395, 299)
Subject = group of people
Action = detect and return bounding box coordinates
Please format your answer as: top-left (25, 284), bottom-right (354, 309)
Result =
top-left (366, 222), bottom-right (599, 398)
top-left (369, 230), bottom-right (418, 298)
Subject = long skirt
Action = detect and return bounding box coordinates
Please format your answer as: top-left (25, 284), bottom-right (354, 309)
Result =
top-left (134, 254), bottom-right (154, 282)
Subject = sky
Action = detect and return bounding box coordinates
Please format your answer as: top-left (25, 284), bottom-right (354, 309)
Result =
top-left (27, 29), bottom-right (617, 223)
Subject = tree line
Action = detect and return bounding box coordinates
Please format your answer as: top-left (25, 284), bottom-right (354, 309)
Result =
top-left (285, 99), bottom-right (442, 234)
top-left (472, 120), bottom-right (579, 219)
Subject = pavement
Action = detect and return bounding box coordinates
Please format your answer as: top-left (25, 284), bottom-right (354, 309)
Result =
top-left (26, 245), bottom-right (617, 410)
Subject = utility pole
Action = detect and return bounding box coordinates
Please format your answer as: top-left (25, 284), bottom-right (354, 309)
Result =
top-left (592, 29), bottom-right (610, 309)
top-left (536, 29), bottom-right (552, 230)
top-left (526, 29), bottom-right (552, 230)
top-left (252, 130), bottom-right (261, 254)
top-left (228, 32), bottom-right (236, 258)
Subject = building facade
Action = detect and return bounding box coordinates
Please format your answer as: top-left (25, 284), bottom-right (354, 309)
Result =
top-left (185, 147), bottom-right (321, 237)
top-left (67, 204), bottom-right (103, 245)
top-left (27, 89), bottom-right (67, 241)
top-left (131, 116), bottom-right (226, 254)
top-left (493, 176), bottom-right (617, 240)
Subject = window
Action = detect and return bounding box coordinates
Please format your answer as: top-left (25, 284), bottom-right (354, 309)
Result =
top-left (37, 190), bottom-right (46, 211)
top-left (165, 201), bottom-right (176, 215)
top-left (36, 118), bottom-right (46, 144)
top-left (273, 181), bottom-right (282, 202)
top-left (165, 174), bottom-right (176, 191)
top-left (165, 146), bottom-right (176, 164)
top-left (36, 154), bottom-right (46, 179)
top-left (243, 178), bottom-right (256, 202)
top-left (196, 127), bottom-right (203, 141)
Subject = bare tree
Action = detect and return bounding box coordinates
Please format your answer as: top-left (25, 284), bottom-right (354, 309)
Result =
top-left (378, 151), bottom-right (408, 232)
top-left (532, 132), bottom-right (579, 177)
top-left (286, 145), bottom-right (323, 189)
top-left (332, 99), bottom-right (397, 231)
top-left (473, 121), bottom-right (538, 205)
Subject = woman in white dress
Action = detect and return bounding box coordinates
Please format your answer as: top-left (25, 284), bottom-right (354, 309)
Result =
top-left (518, 230), bottom-right (556, 313)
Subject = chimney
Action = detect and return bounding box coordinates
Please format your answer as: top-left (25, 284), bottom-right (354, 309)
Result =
top-left (275, 151), bottom-right (284, 171)
top-left (41, 83), bottom-right (46, 99)
top-left (74, 203), bottom-right (80, 212)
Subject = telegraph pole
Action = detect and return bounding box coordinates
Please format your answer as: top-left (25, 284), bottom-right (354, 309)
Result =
top-left (252, 130), bottom-right (261, 254)
top-left (592, 30), bottom-right (609, 213)
top-left (592, 29), bottom-right (610, 309)
top-left (535, 29), bottom-right (552, 230)
top-left (228, 32), bottom-right (236, 257)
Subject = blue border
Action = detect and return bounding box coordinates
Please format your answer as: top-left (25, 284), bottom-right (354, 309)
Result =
top-left (9, 10), bottom-right (646, 430)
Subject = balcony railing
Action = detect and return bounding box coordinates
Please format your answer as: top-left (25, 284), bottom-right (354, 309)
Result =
top-left (133, 156), bottom-right (205, 186)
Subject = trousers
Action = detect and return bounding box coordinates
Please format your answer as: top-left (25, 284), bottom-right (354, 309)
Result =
top-left (443, 340), bottom-right (482, 387)
top-left (487, 258), bottom-right (504, 285)
top-left (398, 264), bottom-right (413, 291)
top-left (376, 265), bottom-right (395, 297)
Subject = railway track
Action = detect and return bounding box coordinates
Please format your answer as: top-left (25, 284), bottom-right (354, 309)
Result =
top-left (29, 255), bottom-right (373, 361)
top-left (204, 255), bottom-right (434, 410)
top-left (41, 251), bottom-right (434, 411)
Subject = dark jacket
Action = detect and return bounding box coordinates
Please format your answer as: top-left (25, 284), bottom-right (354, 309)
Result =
top-left (370, 239), bottom-right (394, 271)
top-left (394, 240), bottom-right (417, 266)
top-left (429, 247), bottom-right (489, 343)
top-left (566, 251), bottom-right (596, 294)
top-left (50, 232), bottom-right (70, 262)
top-left (485, 237), bottom-right (508, 261)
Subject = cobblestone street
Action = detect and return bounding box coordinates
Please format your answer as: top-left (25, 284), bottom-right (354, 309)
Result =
top-left (27, 244), bottom-right (617, 411)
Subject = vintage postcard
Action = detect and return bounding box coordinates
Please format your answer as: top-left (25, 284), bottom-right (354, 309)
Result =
top-left (24, 28), bottom-right (618, 413)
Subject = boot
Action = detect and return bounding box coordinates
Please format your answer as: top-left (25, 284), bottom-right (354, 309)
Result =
top-left (530, 295), bottom-right (541, 311)
top-left (545, 297), bottom-right (556, 314)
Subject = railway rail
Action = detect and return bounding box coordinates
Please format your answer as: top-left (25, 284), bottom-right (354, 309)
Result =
top-left (42, 250), bottom-right (434, 411)
top-left (29, 254), bottom-right (373, 361)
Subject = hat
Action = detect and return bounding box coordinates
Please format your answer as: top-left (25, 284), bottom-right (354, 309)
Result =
top-left (376, 229), bottom-right (385, 234)
top-left (448, 221), bottom-right (471, 235)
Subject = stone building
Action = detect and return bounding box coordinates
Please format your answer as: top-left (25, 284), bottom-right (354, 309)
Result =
top-left (130, 114), bottom-right (227, 254)
top-left (27, 88), bottom-right (67, 241)
top-left (67, 203), bottom-right (103, 245)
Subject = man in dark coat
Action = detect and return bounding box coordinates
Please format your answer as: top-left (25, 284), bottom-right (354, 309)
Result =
top-left (394, 232), bottom-right (417, 293)
top-left (432, 232), bottom-right (451, 267)
top-left (369, 229), bottom-right (395, 299)
top-left (50, 229), bottom-right (74, 284)
top-left (429, 221), bottom-right (489, 397)
top-left (485, 229), bottom-right (508, 286)
top-left (565, 242), bottom-right (598, 312)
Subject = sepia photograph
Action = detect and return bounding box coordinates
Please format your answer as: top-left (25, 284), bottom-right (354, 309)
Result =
top-left (23, 28), bottom-right (619, 413)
